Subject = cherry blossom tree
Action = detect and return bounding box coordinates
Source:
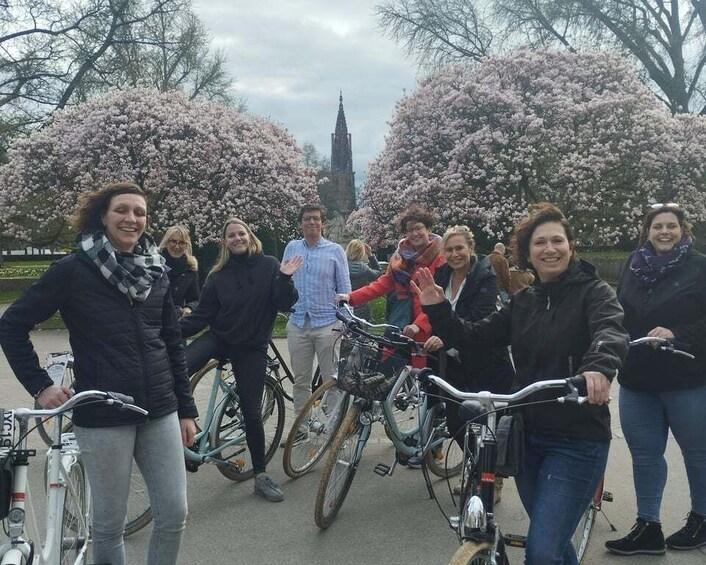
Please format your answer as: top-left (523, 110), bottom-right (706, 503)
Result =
top-left (0, 88), bottom-right (318, 247)
top-left (355, 50), bottom-right (706, 248)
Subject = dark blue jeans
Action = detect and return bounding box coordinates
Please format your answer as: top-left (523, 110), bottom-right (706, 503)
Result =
top-left (514, 432), bottom-right (610, 565)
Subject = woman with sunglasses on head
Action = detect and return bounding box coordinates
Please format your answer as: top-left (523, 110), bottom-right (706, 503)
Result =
top-left (414, 203), bottom-right (628, 565)
top-left (179, 218), bottom-right (302, 502)
top-left (605, 203), bottom-right (706, 556)
top-left (159, 226), bottom-right (200, 317)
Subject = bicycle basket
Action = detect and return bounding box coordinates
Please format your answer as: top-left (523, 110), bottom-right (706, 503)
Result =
top-left (337, 335), bottom-right (400, 401)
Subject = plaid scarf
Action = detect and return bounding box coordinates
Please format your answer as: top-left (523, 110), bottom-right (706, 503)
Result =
top-left (79, 232), bottom-right (166, 302)
top-left (629, 237), bottom-right (692, 287)
top-left (388, 233), bottom-right (442, 287)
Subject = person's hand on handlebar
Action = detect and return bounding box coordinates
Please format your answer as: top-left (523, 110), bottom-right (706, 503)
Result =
top-left (410, 268), bottom-right (445, 305)
top-left (335, 293), bottom-right (350, 304)
top-left (403, 323), bottom-right (420, 338)
top-left (646, 326), bottom-right (675, 345)
top-left (423, 335), bottom-right (444, 354)
top-left (583, 371), bottom-right (611, 405)
top-left (36, 385), bottom-right (73, 409)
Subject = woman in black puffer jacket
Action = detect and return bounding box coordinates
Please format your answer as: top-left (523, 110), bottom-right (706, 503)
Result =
top-left (159, 225), bottom-right (200, 316)
top-left (180, 217), bottom-right (301, 503)
top-left (0, 182), bottom-right (197, 565)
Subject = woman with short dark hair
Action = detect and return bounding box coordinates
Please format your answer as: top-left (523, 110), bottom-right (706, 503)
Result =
top-left (0, 181), bottom-right (197, 565)
top-left (414, 202), bottom-right (629, 565)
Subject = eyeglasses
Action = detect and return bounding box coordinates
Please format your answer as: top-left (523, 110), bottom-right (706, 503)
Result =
top-left (167, 239), bottom-right (187, 247)
top-left (406, 223), bottom-right (428, 235)
top-left (649, 202), bottom-right (681, 210)
top-left (302, 215), bottom-right (322, 223)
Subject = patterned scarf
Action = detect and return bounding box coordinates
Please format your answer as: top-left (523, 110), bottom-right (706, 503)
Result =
top-left (79, 232), bottom-right (166, 302)
top-left (629, 237), bottom-right (692, 287)
top-left (388, 233), bottom-right (442, 287)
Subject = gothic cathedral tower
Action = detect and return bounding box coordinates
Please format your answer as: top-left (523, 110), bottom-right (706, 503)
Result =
top-left (320, 92), bottom-right (356, 217)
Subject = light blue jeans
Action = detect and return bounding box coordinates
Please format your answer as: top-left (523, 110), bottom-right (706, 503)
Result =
top-left (619, 384), bottom-right (706, 522)
top-left (74, 412), bottom-right (187, 565)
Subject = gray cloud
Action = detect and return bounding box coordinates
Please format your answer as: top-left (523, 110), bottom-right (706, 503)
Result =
top-left (192, 0), bottom-right (419, 185)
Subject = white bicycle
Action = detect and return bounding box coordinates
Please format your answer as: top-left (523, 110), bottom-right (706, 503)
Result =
top-left (0, 390), bottom-right (147, 565)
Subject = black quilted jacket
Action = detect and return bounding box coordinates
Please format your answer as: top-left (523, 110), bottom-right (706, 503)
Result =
top-left (0, 252), bottom-right (197, 428)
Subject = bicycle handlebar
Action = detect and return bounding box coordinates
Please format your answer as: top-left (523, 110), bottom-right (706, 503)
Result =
top-left (420, 372), bottom-right (588, 406)
top-left (335, 302), bottom-right (423, 353)
top-left (12, 390), bottom-right (149, 419)
top-left (629, 337), bottom-right (695, 360)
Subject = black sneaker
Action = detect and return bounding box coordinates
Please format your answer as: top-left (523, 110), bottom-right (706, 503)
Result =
top-left (605, 519), bottom-right (666, 555)
top-left (666, 511), bottom-right (706, 550)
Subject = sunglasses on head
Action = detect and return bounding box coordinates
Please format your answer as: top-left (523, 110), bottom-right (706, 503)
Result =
top-left (649, 202), bottom-right (681, 210)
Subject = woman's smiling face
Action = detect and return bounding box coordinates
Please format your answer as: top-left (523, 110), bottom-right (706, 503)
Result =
top-left (528, 221), bottom-right (572, 282)
top-left (648, 212), bottom-right (682, 255)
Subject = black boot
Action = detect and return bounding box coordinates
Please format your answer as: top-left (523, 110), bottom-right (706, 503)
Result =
top-left (605, 518), bottom-right (666, 555)
top-left (666, 511), bottom-right (706, 550)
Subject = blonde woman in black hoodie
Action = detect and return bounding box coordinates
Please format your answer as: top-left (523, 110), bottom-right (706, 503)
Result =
top-left (180, 218), bottom-right (302, 502)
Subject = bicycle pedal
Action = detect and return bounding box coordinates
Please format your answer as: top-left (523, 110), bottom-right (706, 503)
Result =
top-left (602, 490), bottom-right (614, 502)
top-left (374, 462), bottom-right (394, 477)
top-left (503, 533), bottom-right (527, 548)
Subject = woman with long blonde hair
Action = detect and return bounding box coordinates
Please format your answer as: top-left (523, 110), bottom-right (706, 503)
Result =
top-left (179, 217), bottom-right (302, 502)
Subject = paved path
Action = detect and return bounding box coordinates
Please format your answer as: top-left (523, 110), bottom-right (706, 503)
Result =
top-left (1, 329), bottom-right (704, 564)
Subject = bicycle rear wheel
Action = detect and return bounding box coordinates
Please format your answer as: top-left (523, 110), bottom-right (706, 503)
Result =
top-left (283, 380), bottom-right (348, 478)
top-left (572, 501), bottom-right (597, 563)
top-left (449, 541), bottom-right (508, 564)
top-left (314, 403), bottom-right (366, 529)
top-left (60, 460), bottom-right (89, 565)
top-left (212, 375), bottom-right (285, 481)
top-left (424, 404), bottom-right (464, 478)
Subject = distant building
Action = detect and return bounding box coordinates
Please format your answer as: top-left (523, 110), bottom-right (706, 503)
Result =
top-left (318, 93), bottom-right (356, 218)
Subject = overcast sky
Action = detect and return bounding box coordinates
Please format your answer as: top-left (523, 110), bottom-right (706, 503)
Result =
top-left (192, 0), bottom-right (419, 186)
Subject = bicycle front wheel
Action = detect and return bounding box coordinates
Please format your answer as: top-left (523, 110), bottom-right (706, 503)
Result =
top-left (283, 380), bottom-right (348, 478)
top-left (572, 501), bottom-right (597, 563)
top-left (450, 541), bottom-right (508, 565)
top-left (60, 460), bottom-right (89, 564)
top-left (314, 403), bottom-right (366, 529)
top-left (212, 375), bottom-right (285, 481)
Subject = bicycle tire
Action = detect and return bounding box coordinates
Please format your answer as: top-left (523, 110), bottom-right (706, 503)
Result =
top-left (449, 541), bottom-right (508, 565)
top-left (424, 404), bottom-right (464, 478)
top-left (314, 403), bottom-right (365, 529)
top-left (383, 370), bottom-right (422, 440)
top-left (190, 359), bottom-right (226, 424)
top-left (212, 375), bottom-right (285, 481)
top-left (59, 459), bottom-right (89, 564)
top-left (36, 360), bottom-right (75, 447)
top-left (283, 380), bottom-right (348, 478)
top-left (572, 501), bottom-right (597, 564)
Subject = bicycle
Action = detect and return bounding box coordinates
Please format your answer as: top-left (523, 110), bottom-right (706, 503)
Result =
top-left (313, 304), bottom-right (463, 529)
top-left (629, 336), bottom-right (695, 359)
top-left (185, 354), bottom-right (286, 480)
top-left (421, 372), bottom-right (605, 565)
top-left (32, 352), bottom-right (154, 537)
top-left (0, 390), bottom-right (146, 565)
top-left (282, 316), bottom-right (422, 479)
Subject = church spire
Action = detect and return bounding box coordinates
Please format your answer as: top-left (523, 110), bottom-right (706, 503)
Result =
top-left (335, 90), bottom-right (348, 138)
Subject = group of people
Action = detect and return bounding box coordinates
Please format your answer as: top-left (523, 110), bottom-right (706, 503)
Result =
top-left (0, 180), bottom-right (704, 565)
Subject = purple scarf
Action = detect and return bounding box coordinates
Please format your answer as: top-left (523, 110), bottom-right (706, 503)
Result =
top-left (629, 237), bottom-right (692, 287)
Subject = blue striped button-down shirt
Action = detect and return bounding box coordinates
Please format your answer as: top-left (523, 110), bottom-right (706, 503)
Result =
top-left (283, 237), bottom-right (351, 329)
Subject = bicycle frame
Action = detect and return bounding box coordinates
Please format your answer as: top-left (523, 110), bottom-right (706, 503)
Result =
top-left (185, 362), bottom-right (246, 465)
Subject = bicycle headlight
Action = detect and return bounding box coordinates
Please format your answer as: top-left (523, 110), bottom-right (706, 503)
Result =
top-left (462, 495), bottom-right (486, 533)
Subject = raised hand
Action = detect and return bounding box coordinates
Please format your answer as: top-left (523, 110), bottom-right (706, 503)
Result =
top-left (410, 267), bottom-right (445, 305)
top-left (281, 255), bottom-right (303, 276)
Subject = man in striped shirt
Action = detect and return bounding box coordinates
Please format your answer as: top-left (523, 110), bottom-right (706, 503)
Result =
top-left (283, 204), bottom-right (351, 419)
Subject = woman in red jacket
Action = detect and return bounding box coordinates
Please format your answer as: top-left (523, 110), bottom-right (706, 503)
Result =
top-left (338, 204), bottom-right (444, 343)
